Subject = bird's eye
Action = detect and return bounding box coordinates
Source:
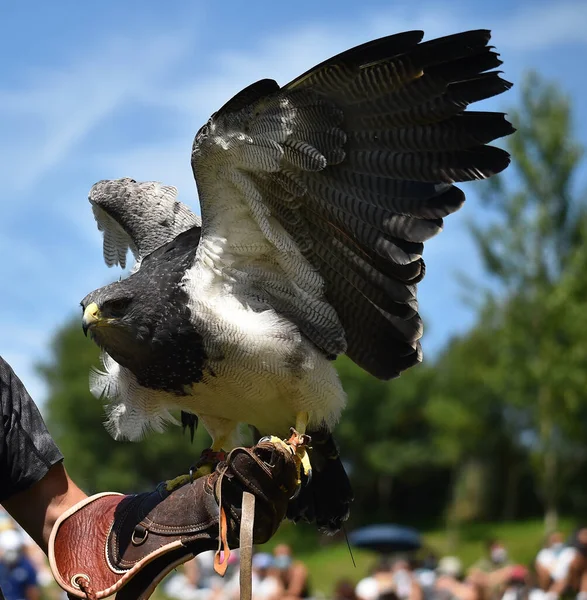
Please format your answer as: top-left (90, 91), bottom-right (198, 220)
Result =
top-left (106, 299), bottom-right (131, 317)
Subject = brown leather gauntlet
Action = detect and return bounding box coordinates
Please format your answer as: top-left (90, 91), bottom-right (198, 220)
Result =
top-left (48, 440), bottom-right (299, 600)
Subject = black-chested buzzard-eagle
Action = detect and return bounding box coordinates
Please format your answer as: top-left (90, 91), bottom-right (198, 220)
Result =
top-left (80, 29), bottom-right (514, 533)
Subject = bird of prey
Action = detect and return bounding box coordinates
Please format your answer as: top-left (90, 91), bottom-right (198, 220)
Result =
top-left (80, 29), bottom-right (514, 533)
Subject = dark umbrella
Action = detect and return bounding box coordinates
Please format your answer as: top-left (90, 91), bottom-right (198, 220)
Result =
top-left (348, 524), bottom-right (422, 553)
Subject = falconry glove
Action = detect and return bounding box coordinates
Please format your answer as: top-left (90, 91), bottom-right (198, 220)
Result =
top-left (48, 438), bottom-right (300, 600)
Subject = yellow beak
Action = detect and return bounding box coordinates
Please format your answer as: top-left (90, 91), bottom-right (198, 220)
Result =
top-left (82, 302), bottom-right (101, 336)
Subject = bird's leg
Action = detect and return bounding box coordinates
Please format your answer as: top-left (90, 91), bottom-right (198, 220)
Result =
top-left (266, 411), bottom-right (312, 486)
top-left (293, 411), bottom-right (312, 482)
top-left (165, 472), bottom-right (193, 491)
top-left (190, 438), bottom-right (228, 479)
top-left (295, 411), bottom-right (309, 436)
top-left (165, 438), bottom-right (226, 492)
top-left (165, 437), bottom-right (229, 491)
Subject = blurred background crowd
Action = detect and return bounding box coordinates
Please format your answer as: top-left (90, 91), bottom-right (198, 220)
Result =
top-left (0, 509), bottom-right (55, 600)
top-left (3, 502), bottom-right (587, 600)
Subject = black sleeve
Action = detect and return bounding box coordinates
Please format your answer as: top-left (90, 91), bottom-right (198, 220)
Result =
top-left (0, 356), bottom-right (64, 502)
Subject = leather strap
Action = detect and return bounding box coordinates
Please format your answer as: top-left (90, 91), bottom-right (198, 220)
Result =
top-left (213, 465), bottom-right (230, 576)
top-left (239, 492), bottom-right (255, 600)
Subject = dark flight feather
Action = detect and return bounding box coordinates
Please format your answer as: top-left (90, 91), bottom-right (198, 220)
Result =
top-left (193, 29), bottom-right (514, 381)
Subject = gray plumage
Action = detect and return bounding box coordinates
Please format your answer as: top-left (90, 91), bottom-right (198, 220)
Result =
top-left (90, 178), bottom-right (201, 270)
top-left (80, 29), bottom-right (515, 533)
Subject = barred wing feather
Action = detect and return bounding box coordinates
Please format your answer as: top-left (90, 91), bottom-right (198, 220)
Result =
top-left (191, 29), bottom-right (514, 379)
top-left (90, 178), bottom-right (201, 270)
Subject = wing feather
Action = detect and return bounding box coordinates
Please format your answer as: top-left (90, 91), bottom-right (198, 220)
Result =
top-left (89, 178), bottom-right (201, 270)
top-left (191, 29), bottom-right (514, 378)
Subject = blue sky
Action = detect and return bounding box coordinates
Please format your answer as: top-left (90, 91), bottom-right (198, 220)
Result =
top-left (2, 0), bottom-right (586, 407)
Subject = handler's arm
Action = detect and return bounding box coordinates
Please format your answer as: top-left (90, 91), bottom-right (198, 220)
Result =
top-left (3, 462), bottom-right (86, 553)
top-left (0, 356), bottom-right (87, 552)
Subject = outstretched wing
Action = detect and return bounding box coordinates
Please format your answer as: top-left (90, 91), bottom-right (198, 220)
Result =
top-left (191, 29), bottom-right (514, 379)
top-left (90, 178), bottom-right (201, 270)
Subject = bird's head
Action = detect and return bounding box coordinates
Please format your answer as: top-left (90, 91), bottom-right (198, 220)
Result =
top-left (81, 280), bottom-right (151, 365)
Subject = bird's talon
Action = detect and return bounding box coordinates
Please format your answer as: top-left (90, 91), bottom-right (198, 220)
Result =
top-left (300, 450), bottom-right (312, 479)
top-left (265, 435), bottom-right (293, 454)
top-left (287, 427), bottom-right (311, 452)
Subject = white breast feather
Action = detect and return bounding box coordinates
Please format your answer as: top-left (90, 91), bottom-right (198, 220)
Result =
top-left (181, 185), bottom-right (347, 438)
top-left (90, 352), bottom-right (180, 441)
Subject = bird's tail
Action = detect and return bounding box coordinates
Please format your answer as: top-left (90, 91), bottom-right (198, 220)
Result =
top-left (287, 429), bottom-right (353, 534)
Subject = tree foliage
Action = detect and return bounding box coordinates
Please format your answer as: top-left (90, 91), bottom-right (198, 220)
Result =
top-left (471, 71), bottom-right (584, 290)
top-left (466, 71), bottom-right (587, 530)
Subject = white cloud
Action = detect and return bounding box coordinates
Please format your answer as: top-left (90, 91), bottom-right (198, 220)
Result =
top-left (0, 31), bottom-right (191, 197)
top-left (495, 0), bottom-right (587, 51)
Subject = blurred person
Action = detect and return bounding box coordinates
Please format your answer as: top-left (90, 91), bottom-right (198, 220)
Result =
top-left (196, 550), bottom-right (221, 590)
top-left (499, 564), bottom-right (547, 600)
top-left (250, 553), bottom-right (283, 600)
top-left (215, 549), bottom-right (242, 599)
top-left (415, 553), bottom-right (439, 600)
top-left (205, 550), bottom-right (237, 600)
top-left (356, 558), bottom-right (395, 600)
top-left (576, 528), bottom-right (587, 600)
top-left (535, 532), bottom-right (570, 591)
top-left (167, 549), bottom-right (244, 600)
top-left (500, 565), bottom-right (530, 600)
top-left (0, 510), bottom-right (13, 532)
top-left (391, 558), bottom-right (423, 600)
top-left (416, 552), bottom-right (439, 582)
top-left (164, 556), bottom-right (209, 600)
top-left (356, 558), bottom-right (422, 600)
top-left (19, 530), bottom-right (54, 592)
top-left (542, 526), bottom-right (587, 600)
top-left (273, 543), bottom-right (311, 600)
top-left (3, 522), bottom-right (57, 599)
top-left (469, 540), bottom-right (514, 600)
top-left (225, 552), bottom-right (283, 600)
top-left (0, 516), bottom-right (52, 589)
top-left (0, 528), bottom-right (40, 600)
top-left (434, 556), bottom-right (479, 600)
top-left (334, 578), bottom-right (359, 600)
top-left (473, 540), bottom-right (511, 573)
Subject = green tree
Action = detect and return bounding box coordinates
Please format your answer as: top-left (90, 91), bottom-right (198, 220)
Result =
top-left (335, 356), bottom-right (447, 524)
top-left (468, 72), bottom-right (586, 531)
top-left (424, 309), bottom-right (533, 548)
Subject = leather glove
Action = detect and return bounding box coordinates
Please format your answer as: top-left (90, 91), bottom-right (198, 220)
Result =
top-left (48, 439), bottom-right (300, 600)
